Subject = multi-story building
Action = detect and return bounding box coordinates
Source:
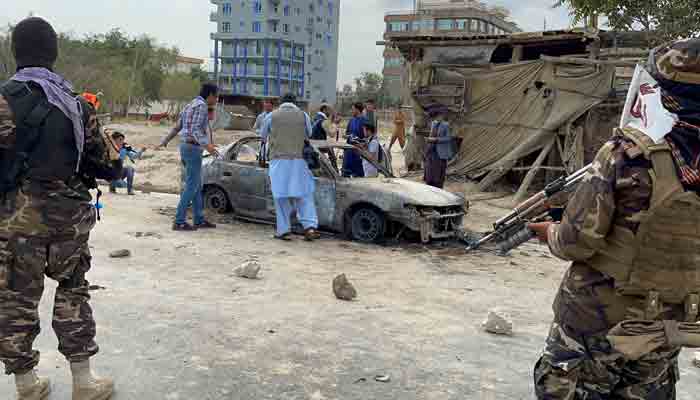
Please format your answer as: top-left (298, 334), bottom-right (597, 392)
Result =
top-left (383, 0), bottom-right (520, 102)
top-left (210, 0), bottom-right (340, 107)
top-left (168, 56), bottom-right (205, 74)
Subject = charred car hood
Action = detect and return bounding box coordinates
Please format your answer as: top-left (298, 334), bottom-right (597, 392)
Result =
top-left (344, 178), bottom-right (464, 207)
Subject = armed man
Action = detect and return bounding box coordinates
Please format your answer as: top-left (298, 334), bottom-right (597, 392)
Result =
top-left (529, 39), bottom-right (700, 399)
top-left (0, 18), bottom-right (121, 400)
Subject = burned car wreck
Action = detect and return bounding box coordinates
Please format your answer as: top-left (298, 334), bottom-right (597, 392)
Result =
top-left (201, 136), bottom-right (468, 243)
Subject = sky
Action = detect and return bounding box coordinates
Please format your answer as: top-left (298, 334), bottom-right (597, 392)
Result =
top-left (0, 0), bottom-right (574, 87)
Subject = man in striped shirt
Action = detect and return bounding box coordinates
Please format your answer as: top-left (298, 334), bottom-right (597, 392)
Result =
top-left (173, 83), bottom-right (220, 231)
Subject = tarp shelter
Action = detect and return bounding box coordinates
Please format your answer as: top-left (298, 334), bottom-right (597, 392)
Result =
top-left (449, 59), bottom-right (615, 185)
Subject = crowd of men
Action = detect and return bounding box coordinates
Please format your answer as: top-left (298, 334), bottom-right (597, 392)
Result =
top-left (5, 14), bottom-right (700, 400)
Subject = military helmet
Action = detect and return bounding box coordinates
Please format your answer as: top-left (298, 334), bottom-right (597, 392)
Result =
top-left (650, 38), bottom-right (700, 85)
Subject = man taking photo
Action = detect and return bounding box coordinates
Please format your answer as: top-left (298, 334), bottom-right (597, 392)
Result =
top-left (108, 130), bottom-right (146, 195)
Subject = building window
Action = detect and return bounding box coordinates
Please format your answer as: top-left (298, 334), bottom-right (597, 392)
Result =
top-left (253, 1), bottom-right (262, 14)
top-left (255, 40), bottom-right (263, 55)
top-left (327, 21), bottom-right (332, 31)
top-left (240, 21), bottom-right (245, 28)
top-left (295, 26), bottom-right (301, 33)
top-left (284, 5), bottom-right (290, 16)
top-left (222, 22), bottom-right (232, 33)
top-left (270, 21), bottom-right (278, 32)
top-left (252, 21), bottom-right (262, 32)
top-left (422, 19), bottom-right (434, 31)
top-left (388, 22), bottom-right (409, 32)
top-left (295, 7), bottom-right (301, 15)
top-left (328, 1), bottom-right (333, 15)
top-left (437, 19), bottom-right (453, 30)
top-left (455, 19), bottom-right (467, 30)
top-left (223, 3), bottom-right (232, 15)
top-left (309, 3), bottom-right (315, 13)
top-left (283, 24), bottom-right (290, 34)
top-left (325, 34), bottom-right (332, 48)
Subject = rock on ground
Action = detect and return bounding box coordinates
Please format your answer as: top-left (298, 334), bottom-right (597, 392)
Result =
top-left (109, 249), bottom-right (131, 258)
top-left (235, 260), bottom-right (262, 279)
top-left (482, 310), bottom-right (514, 336)
top-left (333, 274), bottom-right (357, 301)
top-left (694, 352), bottom-right (700, 368)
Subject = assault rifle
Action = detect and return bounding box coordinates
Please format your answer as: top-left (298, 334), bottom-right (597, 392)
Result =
top-left (466, 165), bottom-right (590, 254)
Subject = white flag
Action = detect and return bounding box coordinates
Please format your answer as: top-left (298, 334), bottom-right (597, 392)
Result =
top-left (620, 65), bottom-right (679, 143)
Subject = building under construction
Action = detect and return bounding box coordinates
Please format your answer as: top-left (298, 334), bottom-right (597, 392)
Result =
top-left (383, 0), bottom-right (520, 103)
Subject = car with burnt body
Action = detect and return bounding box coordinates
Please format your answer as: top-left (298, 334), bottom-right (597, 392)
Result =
top-left (201, 136), bottom-right (468, 243)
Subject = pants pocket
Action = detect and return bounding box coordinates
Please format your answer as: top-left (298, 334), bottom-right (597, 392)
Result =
top-left (0, 239), bottom-right (11, 290)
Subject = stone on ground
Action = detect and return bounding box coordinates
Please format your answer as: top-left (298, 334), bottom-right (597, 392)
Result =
top-left (235, 260), bottom-right (261, 279)
top-left (333, 274), bottom-right (357, 301)
top-left (109, 249), bottom-right (131, 258)
top-left (482, 310), bottom-right (514, 336)
top-left (693, 352), bottom-right (700, 368)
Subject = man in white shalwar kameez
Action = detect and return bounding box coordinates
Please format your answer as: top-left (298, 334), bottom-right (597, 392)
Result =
top-left (260, 93), bottom-right (320, 241)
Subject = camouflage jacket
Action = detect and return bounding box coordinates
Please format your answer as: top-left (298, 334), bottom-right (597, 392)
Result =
top-left (547, 136), bottom-right (652, 261)
top-left (0, 95), bottom-right (96, 241)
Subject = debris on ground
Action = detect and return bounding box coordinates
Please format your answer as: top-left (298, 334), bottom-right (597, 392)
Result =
top-left (693, 352), bottom-right (700, 368)
top-left (88, 285), bottom-right (107, 291)
top-left (374, 375), bottom-right (390, 383)
top-left (130, 231), bottom-right (163, 239)
top-left (333, 274), bottom-right (357, 301)
top-left (109, 249), bottom-right (131, 258)
top-left (482, 310), bottom-right (514, 336)
top-left (234, 260), bottom-right (261, 279)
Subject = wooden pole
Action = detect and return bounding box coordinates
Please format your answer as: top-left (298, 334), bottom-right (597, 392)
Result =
top-left (513, 138), bottom-right (556, 204)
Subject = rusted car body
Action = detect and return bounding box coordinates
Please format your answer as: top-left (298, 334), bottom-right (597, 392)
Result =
top-left (201, 136), bottom-right (468, 243)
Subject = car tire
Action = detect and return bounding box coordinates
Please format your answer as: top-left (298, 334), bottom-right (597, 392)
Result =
top-left (203, 185), bottom-right (230, 214)
top-left (350, 207), bottom-right (386, 243)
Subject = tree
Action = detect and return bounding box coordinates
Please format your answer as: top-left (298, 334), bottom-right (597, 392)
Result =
top-left (161, 72), bottom-right (200, 115)
top-left (554, 0), bottom-right (700, 44)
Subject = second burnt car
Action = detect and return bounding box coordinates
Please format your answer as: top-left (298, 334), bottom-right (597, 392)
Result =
top-left (201, 136), bottom-right (468, 243)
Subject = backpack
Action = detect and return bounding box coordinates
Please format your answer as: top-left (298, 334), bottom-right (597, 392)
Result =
top-left (311, 114), bottom-right (328, 140)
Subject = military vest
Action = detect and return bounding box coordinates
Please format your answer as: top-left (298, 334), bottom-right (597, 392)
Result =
top-left (269, 106), bottom-right (306, 160)
top-left (589, 128), bottom-right (700, 305)
top-left (0, 80), bottom-right (78, 190)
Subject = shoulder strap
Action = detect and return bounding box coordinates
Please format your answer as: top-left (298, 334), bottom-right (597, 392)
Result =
top-left (0, 81), bottom-right (52, 128)
top-left (617, 127), bottom-right (684, 207)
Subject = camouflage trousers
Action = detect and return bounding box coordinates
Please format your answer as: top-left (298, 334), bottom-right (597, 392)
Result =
top-left (534, 322), bottom-right (679, 399)
top-left (0, 235), bottom-right (99, 375)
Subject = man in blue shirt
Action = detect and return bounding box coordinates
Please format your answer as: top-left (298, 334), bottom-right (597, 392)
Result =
top-left (342, 102), bottom-right (367, 177)
top-left (108, 131), bottom-right (146, 195)
top-left (173, 83), bottom-right (220, 231)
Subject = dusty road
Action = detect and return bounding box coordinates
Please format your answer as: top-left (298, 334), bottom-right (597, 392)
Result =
top-left (2, 121), bottom-right (700, 399)
top-left (2, 189), bottom-right (700, 400)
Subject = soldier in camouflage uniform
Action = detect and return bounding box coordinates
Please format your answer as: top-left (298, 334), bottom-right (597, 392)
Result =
top-left (529, 39), bottom-right (700, 399)
top-left (0, 18), bottom-right (120, 400)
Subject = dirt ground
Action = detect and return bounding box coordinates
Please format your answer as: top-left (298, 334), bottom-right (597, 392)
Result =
top-left (2, 121), bottom-right (700, 399)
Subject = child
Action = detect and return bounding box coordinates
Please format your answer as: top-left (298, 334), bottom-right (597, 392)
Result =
top-left (361, 121), bottom-right (382, 178)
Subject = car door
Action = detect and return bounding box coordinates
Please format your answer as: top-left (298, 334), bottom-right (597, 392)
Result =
top-left (223, 138), bottom-right (270, 219)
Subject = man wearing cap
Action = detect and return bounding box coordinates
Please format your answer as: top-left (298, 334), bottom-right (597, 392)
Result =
top-left (531, 39), bottom-right (700, 399)
top-left (423, 107), bottom-right (456, 189)
top-left (260, 93), bottom-right (320, 241)
top-left (0, 17), bottom-right (116, 400)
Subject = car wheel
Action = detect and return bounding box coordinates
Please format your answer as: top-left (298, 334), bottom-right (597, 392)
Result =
top-left (350, 207), bottom-right (386, 243)
top-left (204, 186), bottom-right (230, 214)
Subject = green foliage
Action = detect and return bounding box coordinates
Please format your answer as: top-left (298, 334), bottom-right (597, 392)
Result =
top-left (337, 72), bottom-right (401, 114)
top-left (0, 26), bottom-right (197, 115)
top-left (161, 72), bottom-right (201, 114)
top-left (555, 0), bottom-right (700, 44)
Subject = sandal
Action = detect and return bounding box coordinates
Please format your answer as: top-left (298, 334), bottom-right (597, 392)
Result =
top-left (274, 233), bottom-right (292, 241)
top-left (304, 229), bottom-right (321, 241)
